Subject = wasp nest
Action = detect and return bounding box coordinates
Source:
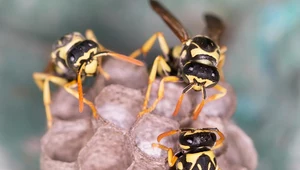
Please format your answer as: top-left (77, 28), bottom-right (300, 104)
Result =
top-left (40, 58), bottom-right (258, 170)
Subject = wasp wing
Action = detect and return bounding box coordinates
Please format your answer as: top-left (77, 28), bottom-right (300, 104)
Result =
top-left (150, 0), bottom-right (189, 42)
top-left (204, 13), bottom-right (225, 45)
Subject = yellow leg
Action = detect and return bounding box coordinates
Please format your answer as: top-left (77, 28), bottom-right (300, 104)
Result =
top-left (63, 80), bottom-right (99, 120)
top-left (217, 46), bottom-right (227, 81)
top-left (33, 73), bottom-right (68, 128)
top-left (206, 84), bottom-right (227, 103)
top-left (97, 57), bottom-right (110, 80)
top-left (200, 128), bottom-right (225, 150)
top-left (33, 73), bottom-right (46, 91)
top-left (157, 129), bottom-right (179, 142)
top-left (129, 32), bottom-right (170, 59)
top-left (142, 56), bottom-right (171, 111)
top-left (43, 78), bottom-right (52, 129)
top-left (152, 143), bottom-right (178, 167)
top-left (137, 76), bottom-right (179, 118)
top-left (192, 84), bottom-right (227, 120)
top-left (33, 72), bottom-right (99, 127)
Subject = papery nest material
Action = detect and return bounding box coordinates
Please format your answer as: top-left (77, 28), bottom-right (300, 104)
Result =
top-left (40, 58), bottom-right (257, 170)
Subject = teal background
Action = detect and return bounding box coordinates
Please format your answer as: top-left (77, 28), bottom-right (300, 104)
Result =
top-left (0, 0), bottom-right (299, 170)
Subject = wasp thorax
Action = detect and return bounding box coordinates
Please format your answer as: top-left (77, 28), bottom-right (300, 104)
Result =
top-left (180, 35), bottom-right (220, 68)
top-left (66, 40), bottom-right (98, 70)
top-left (179, 132), bottom-right (216, 149)
top-left (192, 36), bottom-right (218, 52)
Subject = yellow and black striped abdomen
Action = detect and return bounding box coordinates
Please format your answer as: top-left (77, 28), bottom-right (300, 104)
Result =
top-left (176, 150), bottom-right (218, 170)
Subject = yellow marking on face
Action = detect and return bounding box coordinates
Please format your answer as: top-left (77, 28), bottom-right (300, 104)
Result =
top-left (184, 75), bottom-right (215, 90)
top-left (73, 48), bottom-right (98, 67)
top-left (84, 59), bottom-right (98, 75)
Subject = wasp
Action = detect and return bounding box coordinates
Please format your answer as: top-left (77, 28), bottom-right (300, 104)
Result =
top-left (132, 0), bottom-right (227, 119)
top-left (33, 29), bottom-right (144, 128)
top-left (152, 128), bottom-right (225, 170)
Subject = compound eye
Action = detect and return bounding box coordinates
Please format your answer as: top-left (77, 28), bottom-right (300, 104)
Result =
top-left (187, 138), bottom-right (193, 144)
top-left (88, 42), bottom-right (93, 47)
top-left (69, 55), bottom-right (76, 63)
top-left (211, 72), bottom-right (216, 78)
top-left (184, 136), bottom-right (194, 145)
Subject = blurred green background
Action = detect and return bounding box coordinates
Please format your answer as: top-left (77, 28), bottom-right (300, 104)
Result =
top-left (0, 0), bottom-right (299, 170)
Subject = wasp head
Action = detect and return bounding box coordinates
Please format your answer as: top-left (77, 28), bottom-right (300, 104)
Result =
top-left (182, 62), bottom-right (219, 89)
top-left (179, 130), bottom-right (217, 150)
top-left (66, 40), bottom-right (99, 75)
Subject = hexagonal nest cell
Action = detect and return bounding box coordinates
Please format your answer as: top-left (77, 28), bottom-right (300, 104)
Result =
top-left (40, 58), bottom-right (258, 170)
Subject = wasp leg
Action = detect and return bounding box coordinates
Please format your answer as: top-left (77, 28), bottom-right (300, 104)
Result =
top-left (141, 56), bottom-right (171, 112)
top-left (201, 128), bottom-right (225, 150)
top-left (206, 84), bottom-right (227, 103)
top-left (63, 80), bottom-right (99, 120)
top-left (213, 129), bottom-right (225, 150)
top-left (33, 73), bottom-right (46, 91)
top-left (85, 29), bottom-right (111, 80)
top-left (129, 32), bottom-right (170, 59)
top-left (152, 143), bottom-right (178, 167)
top-left (192, 84), bottom-right (227, 120)
top-left (33, 73), bottom-right (68, 128)
top-left (172, 82), bottom-right (196, 117)
top-left (217, 46), bottom-right (227, 81)
top-left (157, 129), bottom-right (179, 142)
top-left (97, 56), bottom-right (110, 80)
top-left (137, 76), bottom-right (179, 118)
